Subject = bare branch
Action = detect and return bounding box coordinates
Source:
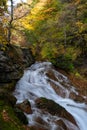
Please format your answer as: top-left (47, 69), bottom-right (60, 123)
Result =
top-left (13, 10), bottom-right (30, 21)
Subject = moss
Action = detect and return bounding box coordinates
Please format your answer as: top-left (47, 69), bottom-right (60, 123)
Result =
top-left (14, 108), bottom-right (28, 125)
top-left (75, 72), bottom-right (81, 78)
top-left (0, 100), bottom-right (25, 130)
top-left (40, 97), bottom-right (48, 103)
top-left (0, 81), bottom-right (16, 92)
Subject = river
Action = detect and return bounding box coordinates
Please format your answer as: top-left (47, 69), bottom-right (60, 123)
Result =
top-left (13, 62), bottom-right (87, 130)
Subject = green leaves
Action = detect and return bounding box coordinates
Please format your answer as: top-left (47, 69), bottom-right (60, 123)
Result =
top-left (21, 0), bottom-right (87, 70)
top-left (52, 54), bottom-right (74, 72)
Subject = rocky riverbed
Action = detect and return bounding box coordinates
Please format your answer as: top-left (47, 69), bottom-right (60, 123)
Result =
top-left (0, 44), bottom-right (87, 130)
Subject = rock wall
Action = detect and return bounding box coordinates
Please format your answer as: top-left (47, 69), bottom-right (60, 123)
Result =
top-left (0, 44), bottom-right (34, 90)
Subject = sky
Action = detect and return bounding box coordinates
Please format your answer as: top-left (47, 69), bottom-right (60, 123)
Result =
top-left (7, 0), bottom-right (27, 6)
top-left (7, 0), bottom-right (27, 12)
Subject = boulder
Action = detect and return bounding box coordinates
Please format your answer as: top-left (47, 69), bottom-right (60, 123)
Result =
top-left (49, 81), bottom-right (66, 98)
top-left (55, 119), bottom-right (79, 130)
top-left (46, 70), bottom-right (58, 81)
top-left (14, 108), bottom-right (28, 125)
top-left (35, 116), bottom-right (48, 126)
top-left (16, 99), bottom-right (32, 114)
top-left (35, 97), bottom-right (77, 126)
top-left (56, 119), bottom-right (68, 130)
top-left (0, 44), bottom-right (34, 89)
top-left (69, 92), bottom-right (85, 103)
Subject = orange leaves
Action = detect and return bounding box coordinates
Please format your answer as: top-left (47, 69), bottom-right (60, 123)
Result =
top-left (43, 7), bottom-right (54, 13)
top-left (74, 0), bottom-right (80, 5)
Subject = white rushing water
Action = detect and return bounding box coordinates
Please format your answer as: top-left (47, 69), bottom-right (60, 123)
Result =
top-left (14, 62), bottom-right (87, 130)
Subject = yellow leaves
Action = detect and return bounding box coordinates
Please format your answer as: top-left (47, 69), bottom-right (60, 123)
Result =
top-left (0, 31), bottom-right (7, 44)
top-left (43, 7), bottom-right (54, 13)
top-left (75, 72), bottom-right (81, 77)
top-left (22, 21), bottom-right (34, 30)
top-left (17, 0), bottom-right (49, 32)
top-left (0, 3), bottom-right (8, 45)
top-left (0, 22), bottom-right (8, 44)
top-left (41, 42), bottom-right (58, 59)
top-left (76, 21), bottom-right (83, 26)
top-left (31, 0), bottom-right (48, 15)
top-left (66, 47), bottom-right (81, 61)
top-left (19, 16), bottom-right (34, 30)
top-left (76, 21), bottom-right (84, 33)
top-left (74, 0), bottom-right (80, 5)
top-left (0, 36), bottom-right (7, 44)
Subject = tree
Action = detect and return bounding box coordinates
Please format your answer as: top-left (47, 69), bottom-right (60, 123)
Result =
top-left (0, 0), bottom-right (8, 44)
top-left (8, 0), bottom-right (31, 44)
top-left (7, 0), bottom-right (13, 44)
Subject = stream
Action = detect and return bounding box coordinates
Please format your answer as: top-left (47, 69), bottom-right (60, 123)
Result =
top-left (13, 62), bottom-right (87, 130)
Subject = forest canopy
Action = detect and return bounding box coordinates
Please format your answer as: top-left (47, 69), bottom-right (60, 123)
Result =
top-left (0, 0), bottom-right (87, 71)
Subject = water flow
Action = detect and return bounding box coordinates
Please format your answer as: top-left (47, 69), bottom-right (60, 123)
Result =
top-left (14, 62), bottom-right (87, 130)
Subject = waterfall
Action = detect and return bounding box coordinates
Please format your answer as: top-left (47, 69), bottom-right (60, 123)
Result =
top-left (13, 62), bottom-right (87, 130)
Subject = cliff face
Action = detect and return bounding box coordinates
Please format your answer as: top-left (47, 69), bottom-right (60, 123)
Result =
top-left (0, 44), bottom-right (34, 90)
top-left (0, 44), bottom-right (34, 130)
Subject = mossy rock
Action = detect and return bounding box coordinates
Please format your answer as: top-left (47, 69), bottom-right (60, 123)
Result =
top-left (0, 100), bottom-right (25, 130)
top-left (36, 97), bottom-right (64, 115)
top-left (35, 97), bottom-right (77, 125)
top-left (14, 108), bottom-right (28, 125)
top-left (16, 99), bottom-right (32, 114)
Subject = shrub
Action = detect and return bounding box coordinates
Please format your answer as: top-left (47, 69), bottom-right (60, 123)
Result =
top-left (51, 54), bottom-right (74, 72)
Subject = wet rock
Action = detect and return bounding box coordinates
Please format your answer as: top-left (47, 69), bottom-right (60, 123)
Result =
top-left (35, 97), bottom-right (77, 126)
top-left (56, 119), bottom-right (68, 130)
top-left (16, 99), bottom-right (32, 114)
top-left (35, 116), bottom-right (48, 126)
top-left (28, 126), bottom-right (48, 130)
top-left (46, 69), bottom-right (68, 98)
top-left (46, 70), bottom-right (58, 81)
top-left (69, 92), bottom-right (85, 103)
top-left (49, 81), bottom-right (66, 98)
top-left (14, 108), bottom-right (28, 125)
top-left (56, 119), bottom-right (79, 130)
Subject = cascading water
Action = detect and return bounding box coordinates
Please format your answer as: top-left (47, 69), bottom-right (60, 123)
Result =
top-left (13, 62), bottom-right (87, 130)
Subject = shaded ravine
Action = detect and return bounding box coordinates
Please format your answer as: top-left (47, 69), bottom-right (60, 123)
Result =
top-left (13, 62), bottom-right (87, 130)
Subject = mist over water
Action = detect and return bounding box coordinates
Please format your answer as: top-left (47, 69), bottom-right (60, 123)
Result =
top-left (14, 62), bottom-right (87, 130)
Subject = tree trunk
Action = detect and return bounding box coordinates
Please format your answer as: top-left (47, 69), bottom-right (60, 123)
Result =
top-left (7, 0), bottom-right (13, 44)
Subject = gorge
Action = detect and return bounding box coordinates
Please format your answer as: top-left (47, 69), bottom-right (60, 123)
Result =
top-left (14, 62), bottom-right (87, 130)
top-left (0, 0), bottom-right (87, 129)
